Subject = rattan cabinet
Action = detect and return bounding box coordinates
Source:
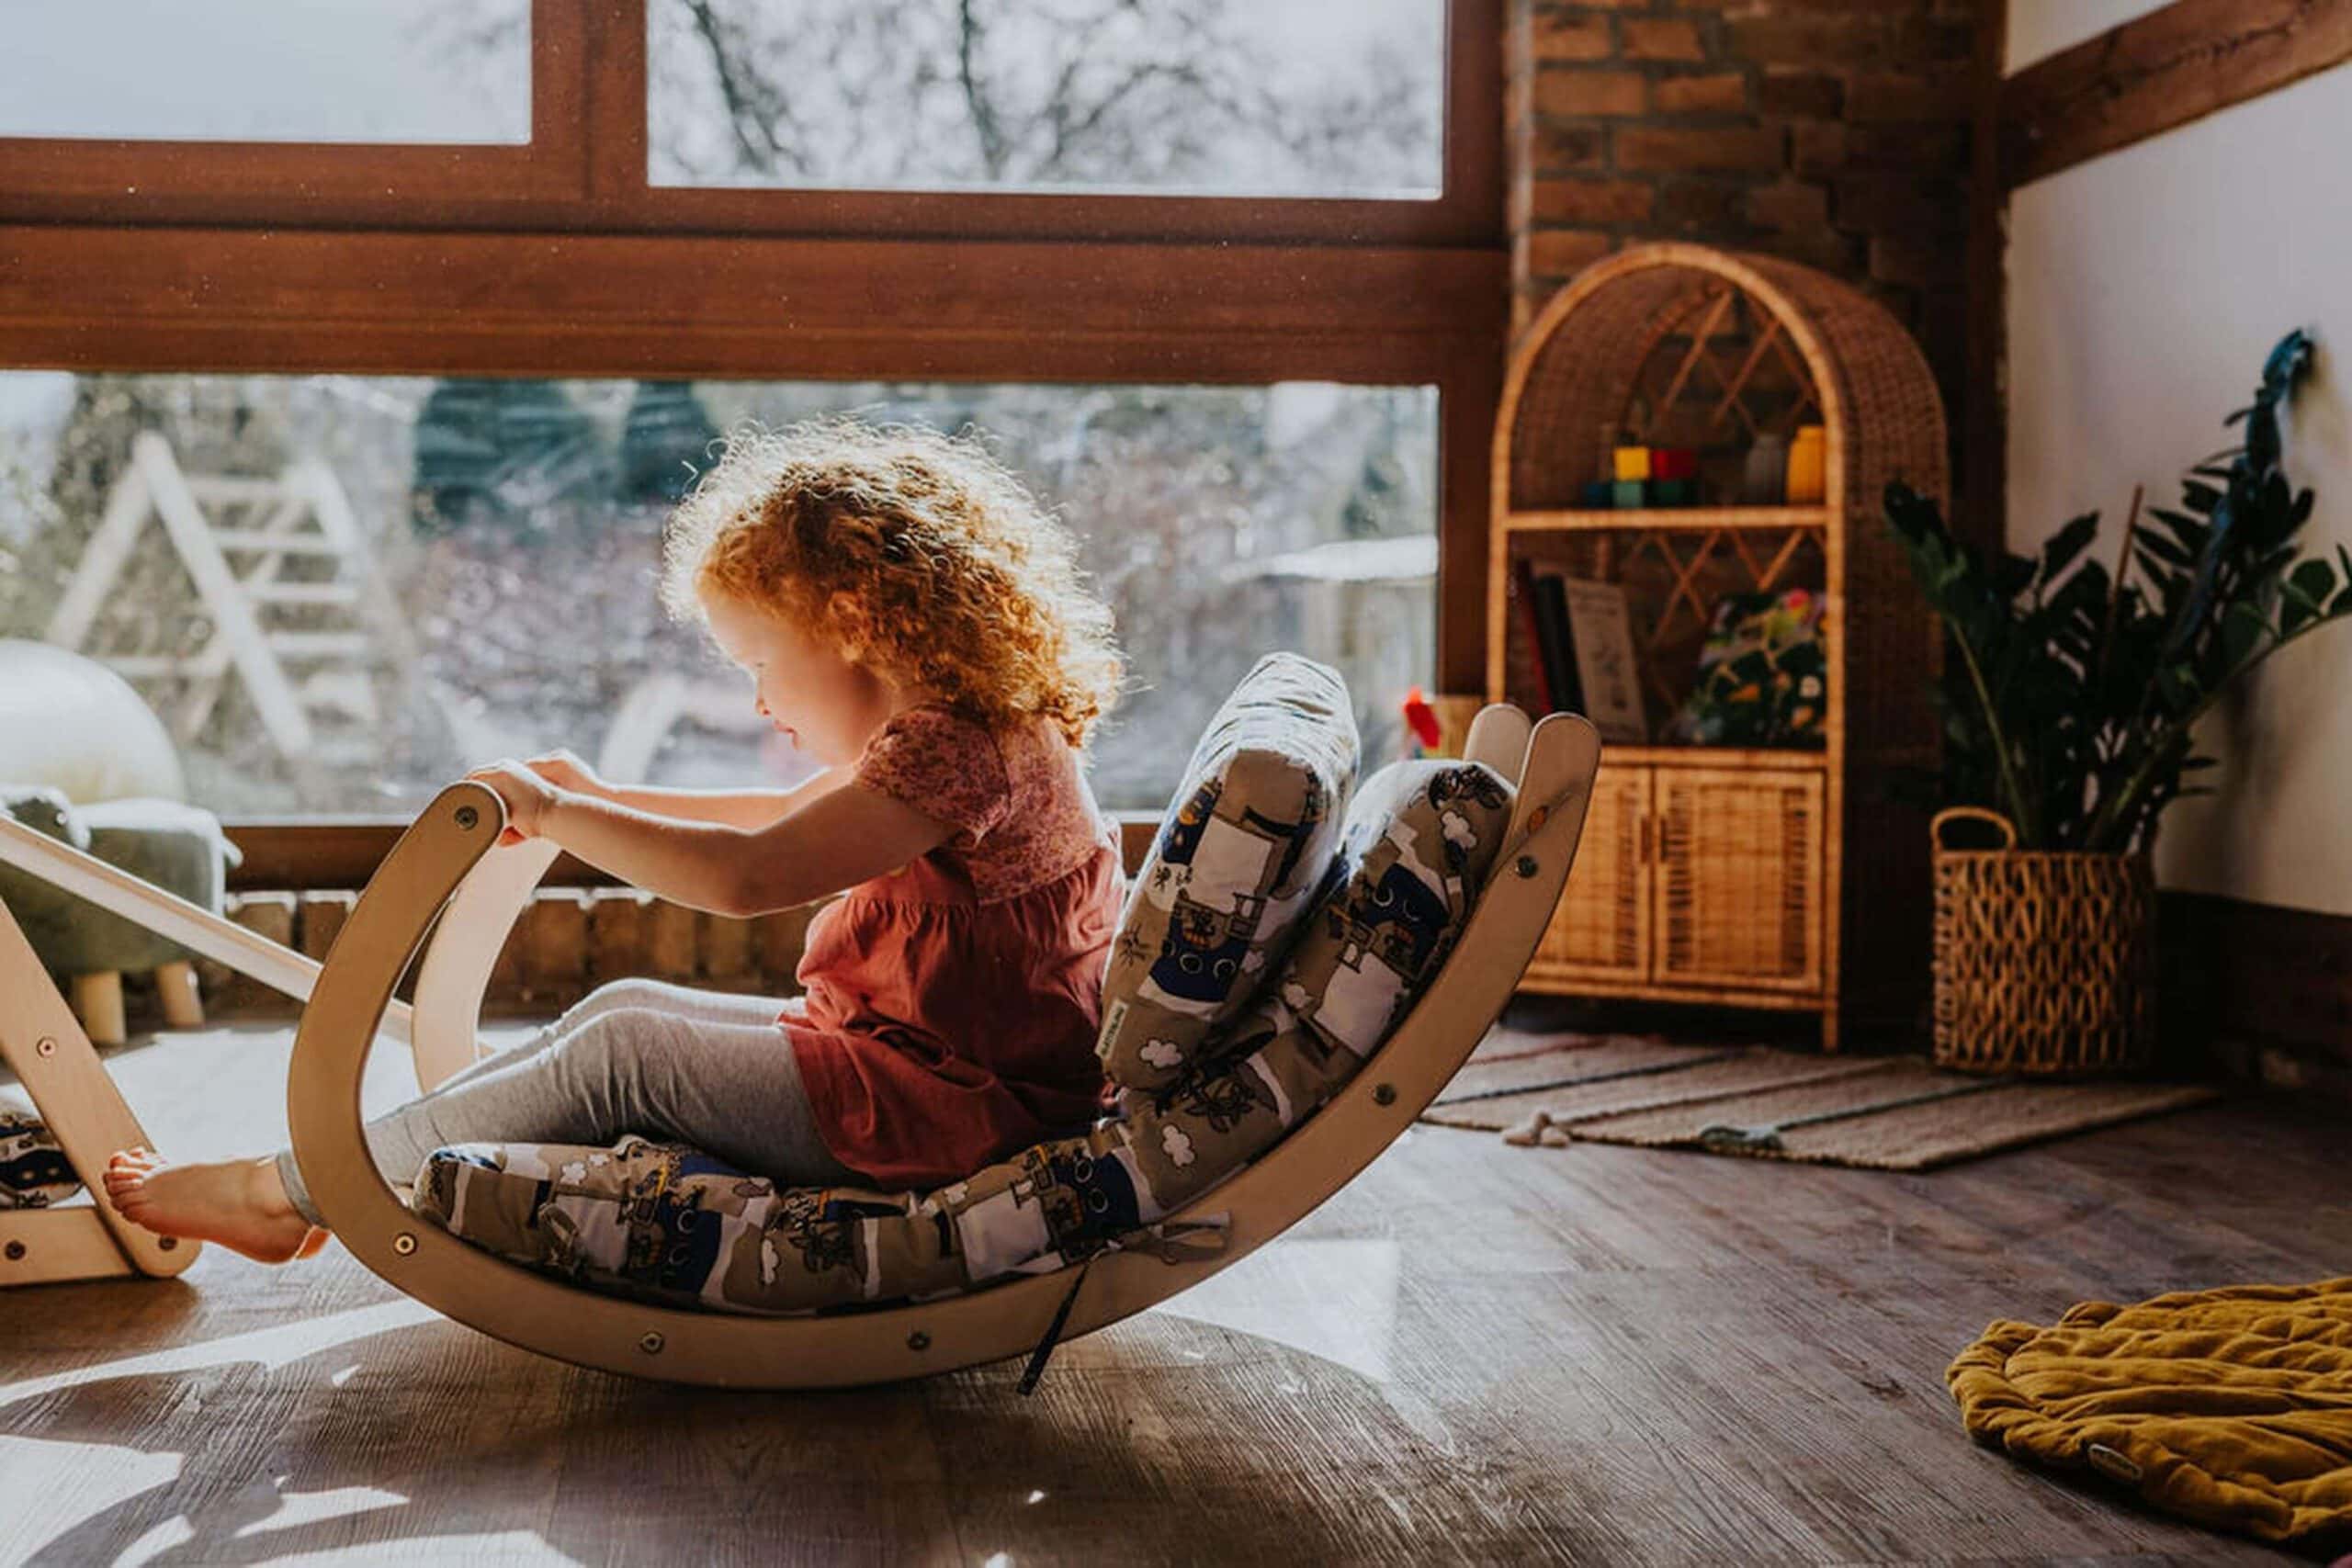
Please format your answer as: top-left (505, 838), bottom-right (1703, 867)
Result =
top-left (1487, 243), bottom-right (1949, 1050)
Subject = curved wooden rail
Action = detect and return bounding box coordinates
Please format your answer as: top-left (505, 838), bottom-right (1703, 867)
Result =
top-left (287, 705), bottom-right (1601, 1388)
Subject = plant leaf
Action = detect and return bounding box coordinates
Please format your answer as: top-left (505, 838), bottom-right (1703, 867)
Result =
top-left (2221, 600), bottom-right (2268, 663)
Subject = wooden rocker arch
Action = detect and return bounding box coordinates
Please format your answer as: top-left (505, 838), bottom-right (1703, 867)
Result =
top-left (287, 705), bottom-right (1602, 1388)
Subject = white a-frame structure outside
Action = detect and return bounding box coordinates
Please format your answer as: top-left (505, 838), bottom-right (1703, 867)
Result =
top-left (47, 432), bottom-right (414, 768)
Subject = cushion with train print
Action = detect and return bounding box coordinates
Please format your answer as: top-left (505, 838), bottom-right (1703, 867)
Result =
top-left (1092, 651), bottom-right (1360, 1095)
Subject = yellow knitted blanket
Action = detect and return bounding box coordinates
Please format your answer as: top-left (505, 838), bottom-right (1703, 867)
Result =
top-left (1949, 1277), bottom-right (2352, 1549)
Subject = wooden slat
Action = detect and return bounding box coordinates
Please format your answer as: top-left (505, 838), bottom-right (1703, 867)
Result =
top-left (1502, 506), bottom-right (1832, 534)
top-left (265, 632), bottom-right (369, 658)
top-left (207, 531), bottom-right (348, 556)
top-left (2004, 0), bottom-right (2352, 188)
top-left (249, 581), bottom-right (361, 606)
top-left (0, 226), bottom-right (1504, 380)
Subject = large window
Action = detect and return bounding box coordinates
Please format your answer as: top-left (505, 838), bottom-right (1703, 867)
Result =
top-left (0, 0), bottom-right (1502, 869)
top-left (0, 1), bottom-right (532, 144)
top-left (647, 0), bottom-right (1444, 197)
top-left (1, 373), bottom-right (1434, 815)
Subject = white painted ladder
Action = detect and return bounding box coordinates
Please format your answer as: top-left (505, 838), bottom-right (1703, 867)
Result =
top-left (47, 432), bottom-right (413, 769)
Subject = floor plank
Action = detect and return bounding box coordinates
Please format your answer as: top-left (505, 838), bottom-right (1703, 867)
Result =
top-left (1, 1013), bottom-right (2338, 1566)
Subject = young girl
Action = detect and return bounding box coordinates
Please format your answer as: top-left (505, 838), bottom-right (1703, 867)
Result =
top-left (105, 417), bottom-right (1132, 1264)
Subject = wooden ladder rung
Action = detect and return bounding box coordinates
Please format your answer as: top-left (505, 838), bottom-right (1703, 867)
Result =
top-left (266, 632), bottom-right (369, 658)
top-left (249, 581), bottom-right (360, 606)
top-left (207, 531), bottom-right (347, 556)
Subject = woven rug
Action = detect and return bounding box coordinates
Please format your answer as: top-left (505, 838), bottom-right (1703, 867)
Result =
top-left (1419, 1032), bottom-right (2222, 1171)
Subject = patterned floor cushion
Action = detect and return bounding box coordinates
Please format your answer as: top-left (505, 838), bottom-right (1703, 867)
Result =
top-left (0, 1111), bottom-right (80, 1209)
top-left (413, 754), bottom-right (1516, 1316)
top-left (1095, 652), bottom-right (1360, 1095)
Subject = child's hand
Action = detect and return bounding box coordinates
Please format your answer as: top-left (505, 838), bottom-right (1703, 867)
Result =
top-left (462, 760), bottom-right (565, 845)
top-left (521, 748), bottom-right (607, 800)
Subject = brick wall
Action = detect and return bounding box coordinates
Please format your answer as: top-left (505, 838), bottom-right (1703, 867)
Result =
top-left (1505, 0), bottom-right (1980, 421)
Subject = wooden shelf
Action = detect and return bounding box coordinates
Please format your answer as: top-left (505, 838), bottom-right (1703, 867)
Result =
top-left (1503, 506), bottom-right (1831, 534)
top-left (1589, 744), bottom-right (1829, 770)
top-left (1489, 243), bottom-right (1951, 1052)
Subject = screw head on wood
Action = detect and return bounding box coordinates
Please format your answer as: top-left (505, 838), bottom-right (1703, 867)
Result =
top-left (392, 1232), bottom-right (417, 1256)
top-left (639, 1331), bottom-right (665, 1355)
top-left (455, 806), bottom-right (480, 830)
top-left (1515, 854), bottom-right (1540, 879)
top-left (907, 1330), bottom-right (932, 1351)
top-left (35, 1037), bottom-right (55, 1056)
top-left (158, 1236), bottom-right (177, 1251)
top-left (1373, 1082), bottom-right (1397, 1106)
top-left (4, 1240), bottom-right (23, 1261)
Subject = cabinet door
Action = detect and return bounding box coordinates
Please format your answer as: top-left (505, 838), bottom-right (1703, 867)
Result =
top-left (1651, 766), bottom-right (1824, 992)
top-left (1531, 762), bottom-right (1650, 984)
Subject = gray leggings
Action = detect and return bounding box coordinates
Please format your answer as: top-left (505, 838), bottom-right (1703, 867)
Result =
top-left (274, 977), bottom-right (869, 1227)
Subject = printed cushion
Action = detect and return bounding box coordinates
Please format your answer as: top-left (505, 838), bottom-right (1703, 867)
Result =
top-left (1095, 652), bottom-right (1359, 1094)
top-left (1664, 586), bottom-right (1827, 748)
top-left (411, 756), bottom-right (1517, 1315)
top-left (0, 1111), bottom-right (80, 1210)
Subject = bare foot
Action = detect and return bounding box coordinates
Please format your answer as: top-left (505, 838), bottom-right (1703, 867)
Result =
top-left (102, 1148), bottom-right (329, 1264)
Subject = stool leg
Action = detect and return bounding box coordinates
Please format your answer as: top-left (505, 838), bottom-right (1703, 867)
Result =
top-left (71, 972), bottom-right (128, 1048)
top-left (154, 960), bottom-right (205, 1029)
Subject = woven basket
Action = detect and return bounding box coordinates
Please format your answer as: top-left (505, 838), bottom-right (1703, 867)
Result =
top-left (1929, 807), bottom-right (2155, 1077)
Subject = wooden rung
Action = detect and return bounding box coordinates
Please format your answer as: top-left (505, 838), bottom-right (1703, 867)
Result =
top-left (207, 531), bottom-right (347, 556)
top-left (1502, 506), bottom-right (1832, 534)
top-left (250, 581), bottom-right (359, 605)
top-left (266, 632), bottom-right (369, 657)
top-left (185, 476), bottom-right (294, 502)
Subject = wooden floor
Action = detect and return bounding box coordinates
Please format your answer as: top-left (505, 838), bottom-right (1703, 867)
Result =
top-left (3, 1006), bottom-right (2346, 1567)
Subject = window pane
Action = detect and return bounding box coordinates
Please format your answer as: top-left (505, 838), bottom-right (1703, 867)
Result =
top-left (0, 374), bottom-right (1435, 819)
top-left (0, 1), bottom-right (529, 144)
top-left (647, 0), bottom-right (1444, 197)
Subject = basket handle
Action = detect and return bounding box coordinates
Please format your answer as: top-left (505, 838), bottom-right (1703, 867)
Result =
top-left (1931, 806), bottom-right (2017, 852)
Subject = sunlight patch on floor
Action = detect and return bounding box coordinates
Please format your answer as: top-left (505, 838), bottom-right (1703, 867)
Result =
top-left (0, 1435), bottom-right (179, 1560)
top-left (0, 1298), bottom-right (440, 1411)
top-left (1152, 1237), bottom-right (1401, 1383)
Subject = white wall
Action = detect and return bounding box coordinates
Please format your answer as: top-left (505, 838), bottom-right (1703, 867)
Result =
top-left (2006, 32), bottom-right (2352, 914)
top-left (2005, 0), bottom-right (2169, 73)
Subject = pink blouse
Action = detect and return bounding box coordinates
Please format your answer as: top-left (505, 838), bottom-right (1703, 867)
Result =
top-left (777, 701), bottom-right (1125, 1189)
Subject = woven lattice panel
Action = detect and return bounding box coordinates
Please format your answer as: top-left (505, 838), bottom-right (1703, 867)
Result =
top-left (1531, 766), bottom-right (1648, 980)
top-left (1653, 767), bottom-right (1822, 989)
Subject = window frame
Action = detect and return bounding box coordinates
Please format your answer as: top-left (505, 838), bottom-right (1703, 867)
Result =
top-left (0, 0), bottom-right (1504, 887)
top-left (0, 0), bottom-right (1500, 243)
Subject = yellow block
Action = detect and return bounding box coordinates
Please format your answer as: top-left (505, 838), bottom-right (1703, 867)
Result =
top-left (1611, 446), bottom-right (1651, 481)
top-left (1949, 1276), bottom-right (2352, 1549)
top-left (1783, 424), bottom-right (1826, 503)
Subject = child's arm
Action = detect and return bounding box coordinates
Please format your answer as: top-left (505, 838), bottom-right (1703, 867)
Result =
top-left (469, 760), bottom-right (953, 918)
top-left (521, 750), bottom-right (850, 830)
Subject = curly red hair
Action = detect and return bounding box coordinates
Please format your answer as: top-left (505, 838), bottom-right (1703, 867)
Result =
top-left (659, 416), bottom-right (1127, 750)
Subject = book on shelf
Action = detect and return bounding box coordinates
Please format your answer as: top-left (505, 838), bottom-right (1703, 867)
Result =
top-left (1529, 565), bottom-right (1584, 716)
top-left (1508, 556), bottom-right (1555, 713)
top-left (1530, 564), bottom-right (1648, 746)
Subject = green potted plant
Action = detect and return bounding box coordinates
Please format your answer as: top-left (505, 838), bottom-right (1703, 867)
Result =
top-left (1883, 330), bottom-right (2347, 1074)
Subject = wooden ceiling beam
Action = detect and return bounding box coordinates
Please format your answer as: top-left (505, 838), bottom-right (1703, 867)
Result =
top-left (2004, 0), bottom-right (2352, 189)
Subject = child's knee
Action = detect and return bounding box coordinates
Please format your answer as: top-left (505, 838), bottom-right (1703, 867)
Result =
top-left (571, 976), bottom-right (670, 1023)
top-left (549, 1009), bottom-right (667, 1112)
